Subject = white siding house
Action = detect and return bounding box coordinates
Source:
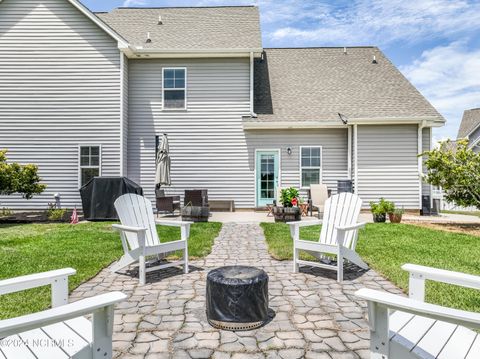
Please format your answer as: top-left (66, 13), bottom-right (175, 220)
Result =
top-left (0, 1), bottom-right (445, 211)
top-left (0, 0), bottom-right (124, 209)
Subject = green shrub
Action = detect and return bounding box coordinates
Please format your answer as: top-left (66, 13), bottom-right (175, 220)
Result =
top-left (370, 198), bottom-right (395, 214)
top-left (47, 208), bottom-right (67, 221)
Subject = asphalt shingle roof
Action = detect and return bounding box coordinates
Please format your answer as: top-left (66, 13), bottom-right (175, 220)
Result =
top-left (95, 6), bottom-right (262, 50)
top-left (457, 109), bottom-right (480, 139)
top-left (253, 47), bottom-right (445, 123)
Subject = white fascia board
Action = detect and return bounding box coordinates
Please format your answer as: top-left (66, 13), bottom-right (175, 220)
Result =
top-left (243, 121), bottom-right (346, 130)
top-left (68, 0), bottom-right (129, 47)
top-left (348, 116), bottom-right (443, 126)
top-left (129, 48), bottom-right (264, 59)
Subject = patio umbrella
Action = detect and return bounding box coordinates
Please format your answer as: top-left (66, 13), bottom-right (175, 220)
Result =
top-left (155, 134), bottom-right (171, 186)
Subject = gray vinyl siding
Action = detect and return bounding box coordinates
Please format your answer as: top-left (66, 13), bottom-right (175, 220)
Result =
top-left (357, 125), bottom-right (420, 209)
top-left (246, 129), bottom-right (348, 200)
top-left (469, 125), bottom-right (480, 151)
top-left (128, 58), bottom-right (251, 207)
top-left (422, 127), bottom-right (431, 197)
top-left (128, 58), bottom-right (348, 208)
top-left (0, 0), bottom-right (121, 209)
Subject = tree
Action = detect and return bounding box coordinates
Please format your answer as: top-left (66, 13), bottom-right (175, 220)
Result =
top-left (422, 139), bottom-right (480, 209)
top-left (0, 150), bottom-right (46, 200)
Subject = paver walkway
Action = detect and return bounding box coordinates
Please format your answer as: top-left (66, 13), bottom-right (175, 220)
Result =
top-left (71, 223), bottom-right (403, 359)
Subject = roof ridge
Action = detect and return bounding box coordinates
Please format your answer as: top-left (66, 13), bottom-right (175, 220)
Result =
top-left (264, 46), bottom-right (377, 49)
top-left (114, 5), bottom-right (256, 10)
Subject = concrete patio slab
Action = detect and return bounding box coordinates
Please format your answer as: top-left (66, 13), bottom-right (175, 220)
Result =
top-left (71, 223), bottom-right (403, 358)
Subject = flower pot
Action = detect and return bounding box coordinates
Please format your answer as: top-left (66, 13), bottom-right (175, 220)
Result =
top-left (273, 206), bottom-right (300, 223)
top-left (372, 213), bottom-right (386, 223)
top-left (388, 213), bottom-right (402, 223)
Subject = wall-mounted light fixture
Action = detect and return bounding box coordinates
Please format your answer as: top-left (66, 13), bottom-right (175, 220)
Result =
top-left (287, 147), bottom-right (292, 155)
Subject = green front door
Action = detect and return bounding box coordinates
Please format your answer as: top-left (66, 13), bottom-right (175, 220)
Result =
top-left (256, 150), bottom-right (279, 207)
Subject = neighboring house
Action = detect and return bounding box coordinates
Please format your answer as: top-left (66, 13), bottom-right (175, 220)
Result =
top-left (0, 0), bottom-right (445, 211)
top-left (457, 108), bottom-right (480, 152)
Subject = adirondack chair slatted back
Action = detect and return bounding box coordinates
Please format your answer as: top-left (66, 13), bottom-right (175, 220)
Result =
top-left (114, 194), bottom-right (160, 249)
top-left (320, 192), bottom-right (362, 249)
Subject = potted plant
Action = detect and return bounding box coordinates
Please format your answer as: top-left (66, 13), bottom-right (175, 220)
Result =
top-left (274, 187), bottom-right (301, 222)
top-left (388, 207), bottom-right (404, 223)
top-left (369, 198), bottom-right (392, 223)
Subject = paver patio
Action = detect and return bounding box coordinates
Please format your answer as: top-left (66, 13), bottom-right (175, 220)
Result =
top-left (71, 223), bottom-right (403, 358)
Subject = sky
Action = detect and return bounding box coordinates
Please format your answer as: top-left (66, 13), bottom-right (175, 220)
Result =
top-left (82, 0), bottom-right (480, 142)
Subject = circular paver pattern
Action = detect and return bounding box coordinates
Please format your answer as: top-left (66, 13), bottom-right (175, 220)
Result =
top-left (70, 223), bottom-right (403, 358)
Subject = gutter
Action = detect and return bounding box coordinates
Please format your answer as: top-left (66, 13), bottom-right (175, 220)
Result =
top-left (250, 52), bottom-right (258, 118)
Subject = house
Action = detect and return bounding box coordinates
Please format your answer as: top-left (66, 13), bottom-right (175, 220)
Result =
top-left (457, 108), bottom-right (480, 152)
top-left (0, 0), bottom-right (445, 211)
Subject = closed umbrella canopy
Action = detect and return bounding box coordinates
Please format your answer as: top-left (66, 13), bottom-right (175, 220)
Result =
top-left (155, 134), bottom-right (171, 186)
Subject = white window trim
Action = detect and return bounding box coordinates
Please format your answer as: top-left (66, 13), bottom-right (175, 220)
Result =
top-left (78, 144), bottom-right (102, 188)
top-left (162, 67), bottom-right (187, 111)
top-left (299, 146), bottom-right (323, 189)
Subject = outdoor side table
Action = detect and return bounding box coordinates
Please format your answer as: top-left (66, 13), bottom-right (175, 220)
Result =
top-left (206, 266), bottom-right (269, 331)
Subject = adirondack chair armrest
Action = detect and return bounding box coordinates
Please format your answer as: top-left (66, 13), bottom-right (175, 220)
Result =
top-left (0, 292), bottom-right (127, 339)
top-left (0, 268), bottom-right (76, 307)
top-left (112, 224), bottom-right (147, 233)
top-left (288, 219), bottom-right (323, 228)
top-left (402, 263), bottom-right (480, 301)
top-left (155, 220), bottom-right (194, 227)
top-left (402, 263), bottom-right (480, 290)
top-left (0, 268), bottom-right (76, 296)
top-left (335, 222), bottom-right (366, 232)
top-left (355, 288), bottom-right (480, 331)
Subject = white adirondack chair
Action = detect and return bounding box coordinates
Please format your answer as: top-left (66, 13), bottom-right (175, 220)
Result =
top-left (356, 264), bottom-right (480, 359)
top-left (111, 193), bottom-right (192, 285)
top-left (290, 192), bottom-right (368, 282)
top-left (0, 268), bottom-right (126, 359)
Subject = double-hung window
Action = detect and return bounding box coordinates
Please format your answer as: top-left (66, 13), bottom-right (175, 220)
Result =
top-left (162, 68), bottom-right (186, 109)
top-left (79, 145), bottom-right (101, 187)
top-left (300, 146), bottom-right (322, 188)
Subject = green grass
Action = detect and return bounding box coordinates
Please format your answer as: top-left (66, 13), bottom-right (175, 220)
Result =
top-left (260, 222), bottom-right (480, 312)
top-left (0, 221), bottom-right (221, 319)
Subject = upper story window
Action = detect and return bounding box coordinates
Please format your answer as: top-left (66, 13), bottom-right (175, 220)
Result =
top-left (300, 146), bottom-right (322, 188)
top-left (79, 145), bottom-right (101, 187)
top-left (162, 68), bottom-right (186, 110)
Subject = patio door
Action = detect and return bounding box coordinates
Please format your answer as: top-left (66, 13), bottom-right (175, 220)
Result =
top-left (256, 150), bottom-right (279, 207)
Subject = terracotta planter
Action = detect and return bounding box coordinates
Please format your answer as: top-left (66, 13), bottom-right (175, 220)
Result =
top-left (388, 213), bottom-right (403, 223)
top-left (372, 213), bottom-right (386, 223)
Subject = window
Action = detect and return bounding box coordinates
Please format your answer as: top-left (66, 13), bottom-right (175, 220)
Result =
top-left (162, 68), bottom-right (186, 109)
top-left (79, 146), bottom-right (100, 186)
top-left (300, 146), bottom-right (322, 188)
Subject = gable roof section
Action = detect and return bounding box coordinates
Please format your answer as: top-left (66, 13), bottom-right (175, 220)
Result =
top-left (96, 6), bottom-right (262, 52)
top-left (457, 108), bottom-right (480, 139)
top-left (66, 0), bottom-right (128, 47)
top-left (252, 47), bottom-right (445, 125)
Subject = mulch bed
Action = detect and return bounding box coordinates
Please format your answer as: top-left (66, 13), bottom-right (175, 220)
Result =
top-left (404, 221), bottom-right (480, 237)
top-left (0, 211), bottom-right (74, 224)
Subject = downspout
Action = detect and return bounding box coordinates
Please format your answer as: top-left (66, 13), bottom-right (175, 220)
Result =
top-left (250, 52), bottom-right (257, 118)
top-left (353, 124), bottom-right (358, 194)
top-left (347, 126), bottom-right (352, 180)
top-left (119, 52), bottom-right (125, 176)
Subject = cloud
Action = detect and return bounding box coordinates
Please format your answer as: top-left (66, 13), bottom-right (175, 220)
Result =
top-left (122, 0), bottom-right (148, 6)
top-left (267, 0), bottom-right (480, 47)
top-left (400, 42), bottom-right (480, 140)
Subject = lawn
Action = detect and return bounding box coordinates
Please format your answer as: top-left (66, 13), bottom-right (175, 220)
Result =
top-left (442, 210), bottom-right (480, 217)
top-left (260, 222), bottom-right (480, 312)
top-left (0, 221), bottom-right (221, 319)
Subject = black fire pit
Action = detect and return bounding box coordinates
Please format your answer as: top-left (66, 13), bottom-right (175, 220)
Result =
top-left (206, 266), bottom-right (269, 331)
